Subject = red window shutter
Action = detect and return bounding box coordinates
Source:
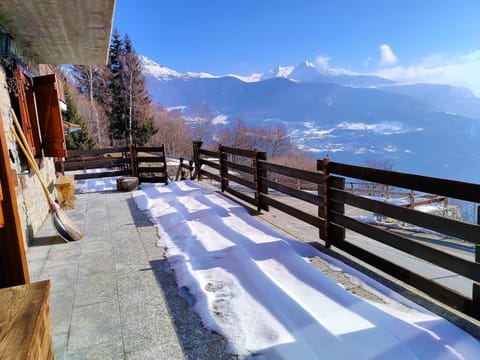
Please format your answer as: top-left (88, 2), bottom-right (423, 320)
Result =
top-left (15, 66), bottom-right (41, 157)
top-left (33, 74), bottom-right (67, 158)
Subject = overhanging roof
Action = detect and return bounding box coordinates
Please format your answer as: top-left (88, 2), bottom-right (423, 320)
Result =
top-left (0, 0), bottom-right (116, 65)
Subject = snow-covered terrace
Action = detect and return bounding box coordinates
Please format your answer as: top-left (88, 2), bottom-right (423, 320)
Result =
top-left (30, 176), bottom-right (480, 358)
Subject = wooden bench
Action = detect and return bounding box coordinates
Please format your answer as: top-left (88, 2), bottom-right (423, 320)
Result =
top-left (0, 280), bottom-right (54, 359)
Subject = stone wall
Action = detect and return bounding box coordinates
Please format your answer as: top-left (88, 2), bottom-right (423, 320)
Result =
top-left (1, 65), bottom-right (55, 243)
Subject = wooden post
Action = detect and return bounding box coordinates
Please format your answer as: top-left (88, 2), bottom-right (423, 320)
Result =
top-left (0, 109), bottom-right (30, 287)
top-left (219, 144), bottom-right (228, 192)
top-left (188, 160), bottom-right (193, 179)
top-left (175, 157), bottom-right (184, 181)
top-left (318, 158), bottom-right (331, 247)
top-left (192, 141), bottom-right (203, 180)
top-left (254, 150), bottom-right (268, 212)
top-left (128, 143), bottom-right (137, 177)
top-left (473, 206), bottom-right (480, 305)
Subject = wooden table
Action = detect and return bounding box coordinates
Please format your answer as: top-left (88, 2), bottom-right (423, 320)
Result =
top-left (0, 280), bottom-right (54, 359)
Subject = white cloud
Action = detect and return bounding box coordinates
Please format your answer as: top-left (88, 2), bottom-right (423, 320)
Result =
top-left (315, 55), bottom-right (330, 72)
top-left (374, 50), bottom-right (480, 96)
top-left (379, 44), bottom-right (398, 66)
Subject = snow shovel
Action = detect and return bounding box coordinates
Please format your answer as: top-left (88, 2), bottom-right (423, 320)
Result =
top-left (10, 110), bottom-right (82, 242)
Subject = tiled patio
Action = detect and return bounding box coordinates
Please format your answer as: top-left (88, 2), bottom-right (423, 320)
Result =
top-left (26, 190), bottom-right (232, 360)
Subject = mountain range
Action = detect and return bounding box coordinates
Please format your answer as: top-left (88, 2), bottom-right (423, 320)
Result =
top-left (141, 56), bottom-right (480, 184)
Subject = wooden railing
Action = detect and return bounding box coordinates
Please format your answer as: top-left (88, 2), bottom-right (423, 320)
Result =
top-left (192, 142), bottom-right (480, 320)
top-left (60, 145), bottom-right (168, 184)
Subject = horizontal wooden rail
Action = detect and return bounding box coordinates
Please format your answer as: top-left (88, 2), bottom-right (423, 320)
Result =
top-left (329, 161), bottom-right (480, 203)
top-left (330, 188), bottom-right (480, 243)
top-left (200, 159), bottom-right (221, 170)
top-left (74, 170), bottom-right (129, 180)
top-left (226, 187), bottom-right (257, 207)
top-left (200, 169), bottom-right (221, 182)
top-left (221, 146), bottom-right (256, 158)
top-left (260, 160), bottom-right (323, 184)
top-left (225, 173), bottom-right (256, 190)
top-left (263, 195), bottom-right (323, 229)
top-left (224, 160), bottom-right (255, 175)
top-left (330, 237), bottom-right (480, 320)
top-left (67, 147), bottom-right (127, 158)
top-left (330, 211), bottom-right (480, 282)
top-left (263, 178), bottom-right (323, 206)
top-left (64, 158), bottom-right (127, 171)
top-left (199, 148), bottom-right (219, 157)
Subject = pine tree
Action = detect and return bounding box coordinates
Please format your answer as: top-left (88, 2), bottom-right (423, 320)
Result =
top-left (122, 34), bottom-right (157, 145)
top-left (108, 29), bottom-right (128, 144)
top-left (64, 86), bottom-right (96, 150)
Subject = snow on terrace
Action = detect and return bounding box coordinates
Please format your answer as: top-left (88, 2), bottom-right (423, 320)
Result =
top-left (132, 180), bottom-right (480, 359)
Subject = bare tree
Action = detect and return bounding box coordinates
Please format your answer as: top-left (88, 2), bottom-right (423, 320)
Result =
top-left (152, 106), bottom-right (193, 158)
top-left (190, 104), bottom-right (215, 143)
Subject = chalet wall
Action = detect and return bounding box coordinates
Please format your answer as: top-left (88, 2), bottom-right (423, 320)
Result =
top-left (0, 65), bottom-right (55, 243)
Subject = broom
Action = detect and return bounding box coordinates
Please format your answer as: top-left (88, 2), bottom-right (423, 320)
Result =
top-left (10, 109), bottom-right (82, 241)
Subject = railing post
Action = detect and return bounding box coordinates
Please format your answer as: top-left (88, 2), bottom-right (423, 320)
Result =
top-left (128, 144), bottom-right (136, 177)
top-left (254, 150), bottom-right (268, 212)
top-left (318, 158), bottom-right (330, 247)
top-left (188, 160), bottom-right (193, 179)
top-left (175, 157), bottom-right (183, 181)
top-left (473, 206), bottom-right (480, 306)
top-left (192, 141), bottom-right (203, 180)
top-left (219, 144), bottom-right (228, 192)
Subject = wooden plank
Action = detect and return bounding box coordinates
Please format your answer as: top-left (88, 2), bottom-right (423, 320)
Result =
top-left (137, 166), bottom-right (167, 173)
top-left (225, 173), bottom-right (256, 190)
top-left (200, 159), bottom-right (221, 170)
top-left (260, 160), bottom-right (323, 184)
top-left (73, 170), bottom-right (129, 180)
top-left (135, 146), bottom-right (165, 152)
top-left (0, 110), bottom-right (29, 287)
top-left (136, 156), bottom-right (165, 163)
top-left (199, 148), bottom-right (219, 157)
top-left (328, 161), bottom-right (480, 203)
top-left (221, 146), bottom-right (256, 158)
top-left (331, 238), bottom-right (480, 320)
top-left (263, 195), bottom-right (323, 228)
top-left (263, 178), bottom-right (323, 206)
top-left (330, 212), bottom-right (480, 282)
top-left (200, 169), bottom-right (221, 182)
top-left (139, 176), bottom-right (167, 183)
top-left (330, 188), bottom-right (480, 243)
top-left (224, 160), bottom-right (255, 174)
top-left (67, 147), bottom-right (127, 158)
top-left (63, 158), bottom-right (127, 171)
top-left (226, 187), bottom-right (257, 206)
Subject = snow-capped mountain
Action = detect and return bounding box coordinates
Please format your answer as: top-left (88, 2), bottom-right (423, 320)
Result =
top-left (141, 56), bottom-right (480, 183)
top-left (140, 55), bottom-right (218, 80)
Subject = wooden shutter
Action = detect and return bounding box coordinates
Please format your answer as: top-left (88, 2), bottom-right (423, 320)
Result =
top-left (33, 74), bottom-right (67, 158)
top-left (15, 66), bottom-right (41, 157)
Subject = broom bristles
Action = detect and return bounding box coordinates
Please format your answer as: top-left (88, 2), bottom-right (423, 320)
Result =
top-left (54, 208), bottom-right (83, 241)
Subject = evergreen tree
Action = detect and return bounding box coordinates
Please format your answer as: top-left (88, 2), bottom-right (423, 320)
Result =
top-left (64, 86), bottom-right (96, 150)
top-left (108, 29), bottom-right (128, 144)
top-left (122, 34), bottom-right (157, 145)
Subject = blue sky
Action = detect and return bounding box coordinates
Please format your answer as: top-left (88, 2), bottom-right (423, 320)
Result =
top-left (113, 0), bottom-right (480, 94)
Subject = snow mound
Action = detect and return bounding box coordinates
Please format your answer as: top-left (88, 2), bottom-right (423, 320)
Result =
top-left (134, 181), bottom-right (480, 358)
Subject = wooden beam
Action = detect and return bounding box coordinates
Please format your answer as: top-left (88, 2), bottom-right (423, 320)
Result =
top-left (0, 110), bottom-right (30, 287)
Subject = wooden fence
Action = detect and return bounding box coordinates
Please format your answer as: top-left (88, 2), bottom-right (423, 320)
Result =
top-left (192, 142), bottom-right (480, 320)
top-left (60, 145), bottom-right (168, 183)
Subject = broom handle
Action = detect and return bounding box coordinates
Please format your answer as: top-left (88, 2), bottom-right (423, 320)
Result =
top-left (9, 111), bottom-right (57, 209)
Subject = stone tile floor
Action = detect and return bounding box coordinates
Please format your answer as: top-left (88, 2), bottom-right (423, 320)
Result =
top-left (26, 190), bottom-right (232, 360)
